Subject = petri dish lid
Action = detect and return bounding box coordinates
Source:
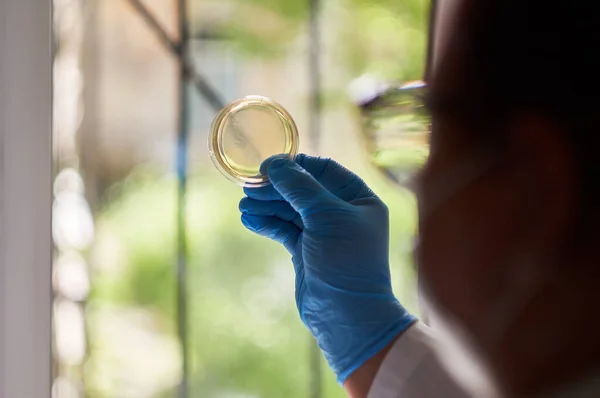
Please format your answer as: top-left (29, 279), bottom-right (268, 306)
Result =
top-left (208, 95), bottom-right (299, 187)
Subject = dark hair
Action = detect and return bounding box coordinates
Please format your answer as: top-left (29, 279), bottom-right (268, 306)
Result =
top-left (463, 1), bottom-right (600, 229)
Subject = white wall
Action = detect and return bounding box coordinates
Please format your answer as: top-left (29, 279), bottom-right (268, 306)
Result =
top-left (0, 0), bottom-right (53, 396)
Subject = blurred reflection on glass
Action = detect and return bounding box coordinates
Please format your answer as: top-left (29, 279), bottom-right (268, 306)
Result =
top-left (54, 252), bottom-right (90, 302)
top-left (54, 298), bottom-right (87, 366)
top-left (53, 169), bottom-right (95, 251)
top-left (352, 76), bottom-right (430, 189)
top-left (52, 377), bottom-right (82, 398)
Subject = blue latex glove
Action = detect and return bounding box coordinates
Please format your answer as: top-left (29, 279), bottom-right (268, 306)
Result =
top-left (239, 154), bottom-right (415, 383)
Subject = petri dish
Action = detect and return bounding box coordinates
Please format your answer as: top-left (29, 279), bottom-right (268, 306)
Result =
top-left (208, 95), bottom-right (299, 187)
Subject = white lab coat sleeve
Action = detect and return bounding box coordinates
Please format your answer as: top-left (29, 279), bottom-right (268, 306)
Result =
top-left (368, 322), bottom-right (472, 398)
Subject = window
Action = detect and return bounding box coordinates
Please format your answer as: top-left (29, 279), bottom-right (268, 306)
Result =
top-left (49, 0), bottom-right (430, 397)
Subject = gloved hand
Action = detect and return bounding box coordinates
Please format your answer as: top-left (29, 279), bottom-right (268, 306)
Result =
top-left (239, 154), bottom-right (415, 384)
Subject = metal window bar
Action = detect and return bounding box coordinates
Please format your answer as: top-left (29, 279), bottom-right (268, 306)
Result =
top-left (125, 0), bottom-right (324, 397)
top-left (308, 0), bottom-right (323, 397)
top-left (176, 0), bottom-right (191, 396)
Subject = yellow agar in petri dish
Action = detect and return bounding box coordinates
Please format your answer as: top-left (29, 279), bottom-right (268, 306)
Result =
top-left (209, 95), bottom-right (299, 187)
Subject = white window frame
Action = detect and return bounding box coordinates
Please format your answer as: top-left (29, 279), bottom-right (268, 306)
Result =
top-left (0, 0), bottom-right (53, 397)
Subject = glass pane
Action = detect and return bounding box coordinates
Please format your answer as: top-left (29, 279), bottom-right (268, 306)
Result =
top-left (186, 36), bottom-right (313, 397)
top-left (53, 0), bottom-right (180, 397)
top-left (187, 0), bottom-right (428, 396)
top-left (53, 0), bottom-right (429, 397)
top-left (84, 0), bottom-right (180, 395)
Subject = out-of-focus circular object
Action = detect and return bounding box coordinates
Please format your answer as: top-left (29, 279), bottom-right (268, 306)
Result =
top-left (353, 80), bottom-right (430, 190)
top-left (209, 95), bottom-right (299, 187)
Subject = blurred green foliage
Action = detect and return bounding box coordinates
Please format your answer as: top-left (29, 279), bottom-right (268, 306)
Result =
top-left (219, 0), bottom-right (429, 81)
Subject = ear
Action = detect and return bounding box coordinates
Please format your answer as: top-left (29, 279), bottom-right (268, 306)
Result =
top-left (508, 113), bottom-right (577, 253)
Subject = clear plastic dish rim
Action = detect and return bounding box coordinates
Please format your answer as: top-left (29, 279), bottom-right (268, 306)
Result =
top-left (208, 95), bottom-right (300, 188)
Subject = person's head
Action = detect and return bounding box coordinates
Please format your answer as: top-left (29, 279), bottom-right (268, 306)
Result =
top-left (417, 0), bottom-right (600, 395)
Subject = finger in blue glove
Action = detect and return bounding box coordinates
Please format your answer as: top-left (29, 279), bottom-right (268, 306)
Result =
top-left (239, 154), bottom-right (416, 384)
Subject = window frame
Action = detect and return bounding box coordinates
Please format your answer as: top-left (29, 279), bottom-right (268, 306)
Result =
top-left (0, 0), bottom-right (53, 396)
